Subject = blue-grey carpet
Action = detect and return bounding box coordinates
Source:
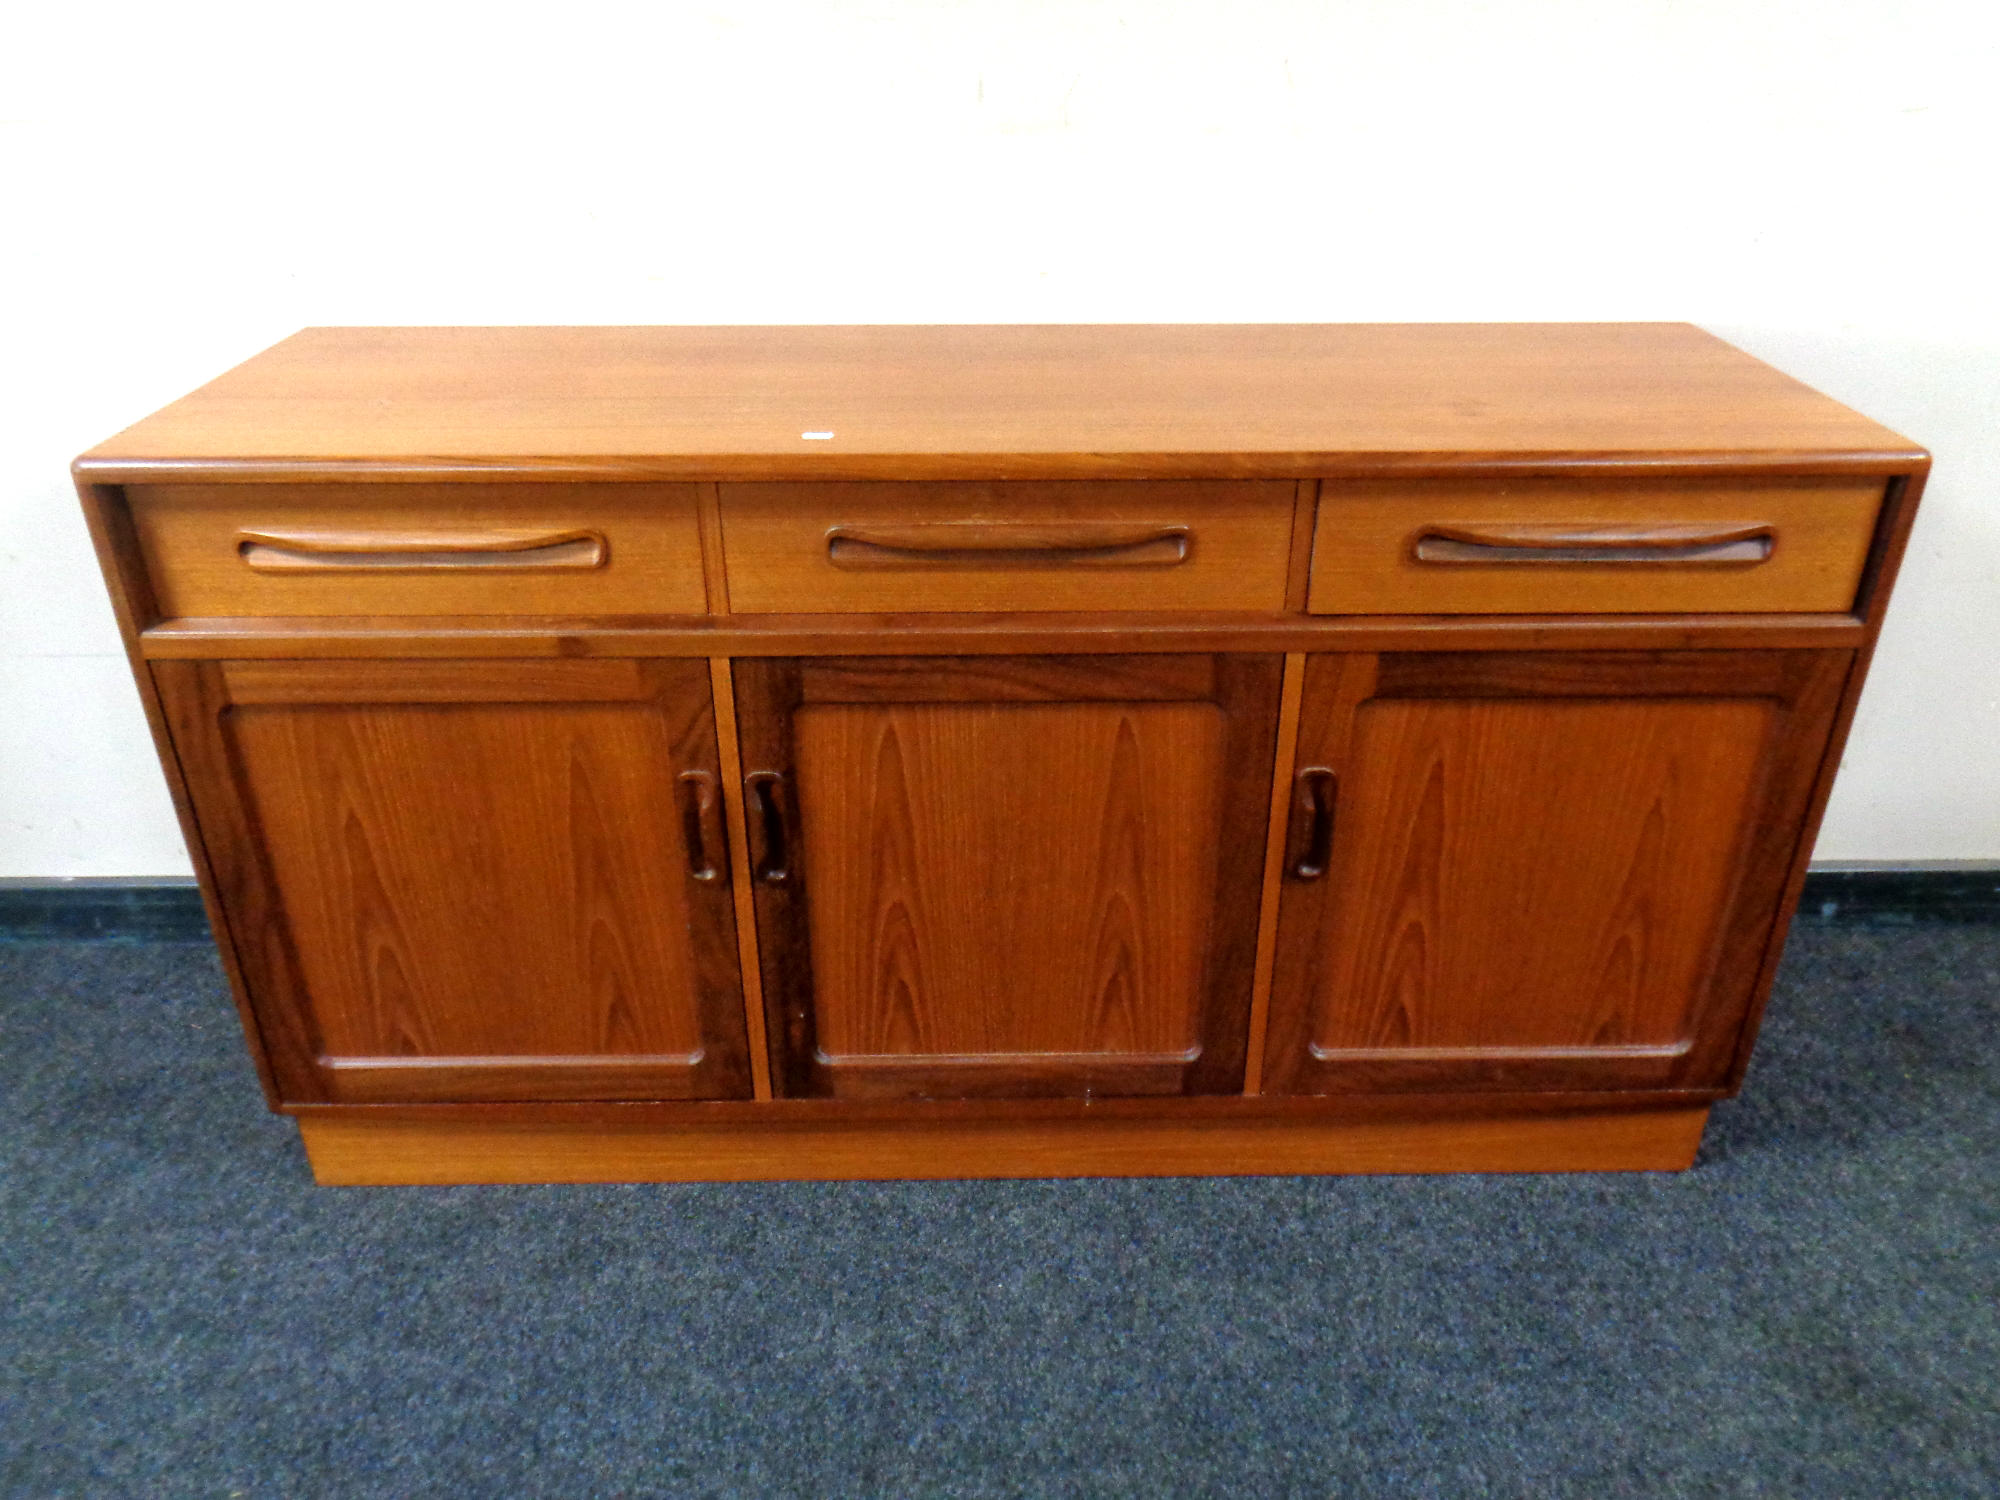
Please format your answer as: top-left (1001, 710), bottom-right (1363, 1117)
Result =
top-left (2, 927), bottom-right (1996, 1498)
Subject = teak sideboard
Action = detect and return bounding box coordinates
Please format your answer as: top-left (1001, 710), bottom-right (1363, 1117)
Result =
top-left (74, 324), bottom-right (1927, 1185)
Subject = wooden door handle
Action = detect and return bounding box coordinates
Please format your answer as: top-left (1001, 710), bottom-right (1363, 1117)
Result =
top-left (825, 524), bottom-right (1190, 570)
top-left (676, 770), bottom-right (726, 883)
top-left (744, 771), bottom-right (792, 884)
top-left (238, 528), bottom-right (607, 571)
top-left (1287, 768), bottom-right (1337, 881)
top-left (1412, 523), bottom-right (1773, 565)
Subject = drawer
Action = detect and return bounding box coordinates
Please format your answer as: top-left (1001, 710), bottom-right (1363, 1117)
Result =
top-left (1307, 478), bottom-right (1884, 615)
top-left (718, 481), bottom-right (1295, 613)
top-left (126, 483), bottom-right (709, 617)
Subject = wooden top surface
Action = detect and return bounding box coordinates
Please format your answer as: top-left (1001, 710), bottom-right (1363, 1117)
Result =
top-left (77, 324), bottom-right (1924, 482)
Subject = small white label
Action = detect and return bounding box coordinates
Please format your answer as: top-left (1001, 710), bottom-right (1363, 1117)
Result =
top-left (801, 430), bottom-right (835, 440)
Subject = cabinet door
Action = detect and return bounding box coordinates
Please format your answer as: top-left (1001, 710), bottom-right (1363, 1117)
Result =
top-left (1263, 650), bottom-right (1849, 1095)
top-left (734, 655), bottom-right (1283, 1099)
top-left (154, 658), bottom-right (751, 1104)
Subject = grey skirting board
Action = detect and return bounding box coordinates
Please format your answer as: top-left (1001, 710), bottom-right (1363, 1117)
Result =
top-left (0, 879), bottom-right (216, 942)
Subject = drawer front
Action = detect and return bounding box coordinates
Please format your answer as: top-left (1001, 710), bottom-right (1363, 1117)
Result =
top-left (1307, 478), bottom-right (1884, 615)
top-left (718, 481), bottom-right (1295, 613)
top-left (127, 483), bottom-right (709, 617)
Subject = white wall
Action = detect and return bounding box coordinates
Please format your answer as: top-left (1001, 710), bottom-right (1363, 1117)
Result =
top-left (4, 0), bottom-right (1996, 875)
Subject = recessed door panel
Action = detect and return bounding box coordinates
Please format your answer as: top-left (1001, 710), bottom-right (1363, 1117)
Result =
top-left (796, 700), bottom-right (1223, 1066)
top-left (1264, 650), bottom-right (1849, 1094)
top-left (1313, 696), bottom-right (1773, 1053)
top-left (736, 655), bottom-right (1282, 1099)
top-left (155, 658), bottom-right (750, 1103)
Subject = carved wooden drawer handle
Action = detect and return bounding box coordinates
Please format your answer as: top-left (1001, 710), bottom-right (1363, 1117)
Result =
top-left (1413, 522), bottom-right (1774, 566)
top-left (238, 528), bottom-right (607, 572)
top-left (825, 523), bottom-right (1190, 570)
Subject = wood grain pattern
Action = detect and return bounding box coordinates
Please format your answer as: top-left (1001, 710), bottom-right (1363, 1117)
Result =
top-left (735, 654), bottom-right (1281, 1099)
top-left (1285, 481), bottom-right (1320, 612)
top-left (1243, 652), bottom-right (1308, 1094)
top-left (719, 480), bottom-right (1293, 613)
top-left (795, 701), bottom-right (1222, 1077)
top-left (797, 652), bottom-right (1218, 703)
top-left (1313, 698), bottom-right (1771, 1051)
top-left (695, 482), bottom-right (731, 613)
top-left (219, 657), bottom-right (651, 704)
top-left (1263, 649), bottom-right (1851, 1095)
top-left (709, 657), bottom-right (772, 1101)
top-left (298, 1104), bottom-right (1711, 1183)
top-left (279, 1084), bottom-right (1731, 1125)
top-left (127, 482), bottom-right (707, 616)
top-left (76, 325), bottom-right (1921, 483)
top-left (153, 657), bottom-right (751, 1103)
top-left (134, 612), bottom-right (1874, 660)
top-left (1309, 478), bottom-right (1883, 615)
top-left (151, 657), bottom-right (332, 1100)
